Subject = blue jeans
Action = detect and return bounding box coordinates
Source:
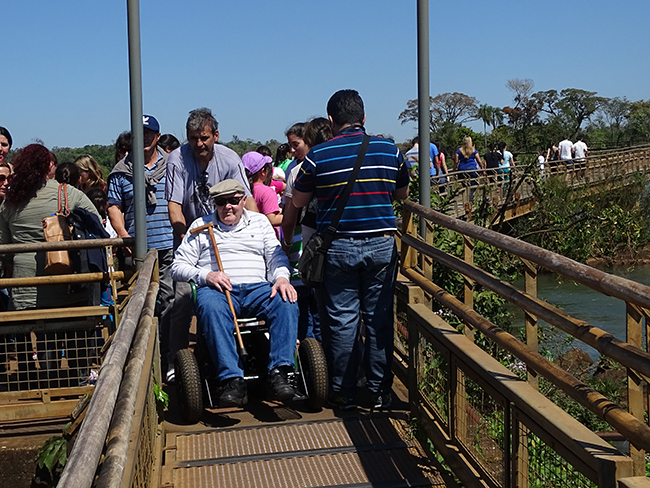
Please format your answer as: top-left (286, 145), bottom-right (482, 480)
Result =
top-left (297, 286), bottom-right (321, 342)
top-left (318, 236), bottom-right (398, 398)
top-left (196, 282), bottom-right (298, 382)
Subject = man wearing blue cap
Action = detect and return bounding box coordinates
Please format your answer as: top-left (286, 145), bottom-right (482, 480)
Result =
top-left (107, 115), bottom-right (175, 364)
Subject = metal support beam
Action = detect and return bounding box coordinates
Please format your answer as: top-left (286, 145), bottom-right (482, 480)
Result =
top-left (126, 0), bottom-right (147, 268)
top-left (416, 0), bottom-right (430, 237)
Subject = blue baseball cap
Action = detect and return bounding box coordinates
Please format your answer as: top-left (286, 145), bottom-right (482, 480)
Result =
top-left (143, 115), bottom-right (160, 132)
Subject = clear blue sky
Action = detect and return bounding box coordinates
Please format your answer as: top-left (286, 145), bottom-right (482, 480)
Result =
top-left (3, 0), bottom-right (649, 150)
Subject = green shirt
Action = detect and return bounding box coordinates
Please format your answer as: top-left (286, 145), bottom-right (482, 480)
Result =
top-left (0, 179), bottom-right (101, 310)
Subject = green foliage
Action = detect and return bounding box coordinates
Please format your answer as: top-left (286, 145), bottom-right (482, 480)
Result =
top-left (34, 421), bottom-right (73, 486)
top-left (398, 83), bottom-right (650, 154)
top-left (223, 136), bottom-right (281, 158)
top-left (36, 435), bottom-right (68, 477)
top-left (153, 379), bottom-right (169, 420)
top-left (513, 172), bottom-right (650, 262)
top-left (51, 144), bottom-right (117, 179)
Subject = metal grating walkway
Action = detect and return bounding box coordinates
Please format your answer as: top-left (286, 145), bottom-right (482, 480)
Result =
top-left (162, 415), bottom-right (447, 488)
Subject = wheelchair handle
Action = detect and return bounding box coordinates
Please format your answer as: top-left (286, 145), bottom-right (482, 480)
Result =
top-left (190, 221), bottom-right (248, 360)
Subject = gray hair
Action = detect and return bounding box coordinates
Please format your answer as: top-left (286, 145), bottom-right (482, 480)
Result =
top-left (186, 107), bottom-right (219, 133)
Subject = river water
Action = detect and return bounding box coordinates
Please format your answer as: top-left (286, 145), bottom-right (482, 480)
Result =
top-left (512, 265), bottom-right (650, 360)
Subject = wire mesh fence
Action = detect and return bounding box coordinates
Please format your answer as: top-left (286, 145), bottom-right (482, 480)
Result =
top-left (0, 317), bottom-right (112, 395)
top-left (517, 425), bottom-right (595, 488)
top-left (455, 371), bottom-right (507, 487)
top-left (418, 338), bottom-right (449, 425)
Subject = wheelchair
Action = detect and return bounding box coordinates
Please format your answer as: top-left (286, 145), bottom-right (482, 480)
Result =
top-left (174, 282), bottom-right (328, 423)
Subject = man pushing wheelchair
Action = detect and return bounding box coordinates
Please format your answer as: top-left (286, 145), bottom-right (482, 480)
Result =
top-left (171, 179), bottom-right (299, 407)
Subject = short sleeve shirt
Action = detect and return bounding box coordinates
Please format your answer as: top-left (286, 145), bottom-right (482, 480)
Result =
top-left (107, 152), bottom-right (173, 251)
top-left (294, 127), bottom-right (409, 236)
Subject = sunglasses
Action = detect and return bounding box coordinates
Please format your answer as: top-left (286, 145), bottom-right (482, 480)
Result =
top-left (0, 174), bottom-right (7, 183)
top-left (214, 195), bottom-right (244, 207)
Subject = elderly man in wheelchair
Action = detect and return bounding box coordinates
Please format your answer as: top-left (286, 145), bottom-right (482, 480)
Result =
top-left (171, 179), bottom-right (298, 407)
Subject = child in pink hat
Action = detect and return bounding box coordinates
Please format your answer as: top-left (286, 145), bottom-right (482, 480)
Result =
top-left (242, 151), bottom-right (282, 237)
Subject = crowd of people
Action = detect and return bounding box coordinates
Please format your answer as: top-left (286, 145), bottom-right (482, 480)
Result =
top-left (0, 89), bottom-right (410, 410)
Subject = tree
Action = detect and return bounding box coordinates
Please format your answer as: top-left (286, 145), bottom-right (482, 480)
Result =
top-left (556, 88), bottom-right (603, 137)
top-left (477, 104), bottom-right (503, 151)
top-left (504, 79), bottom-right (542, 151)
top-left (590, 97), bottom-right (632, 147)
top-left (399, 92), bottom-right (479, 132)
top-left (626, 100), bottom-right (650, 145)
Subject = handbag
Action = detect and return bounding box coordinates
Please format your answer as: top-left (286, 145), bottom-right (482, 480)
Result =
top-left (298, 134), bottom-right (370, 287)
top-left (42, 183), bottom-right (73, 274)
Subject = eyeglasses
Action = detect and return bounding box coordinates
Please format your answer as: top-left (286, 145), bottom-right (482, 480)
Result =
top-left (214, 195), bottom-right (244, 207)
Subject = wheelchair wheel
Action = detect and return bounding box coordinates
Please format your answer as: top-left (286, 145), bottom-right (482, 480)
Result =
top-left (175, 348), bottom-right (203, 423)
top-left (299, 338), bottom-right (328, 409)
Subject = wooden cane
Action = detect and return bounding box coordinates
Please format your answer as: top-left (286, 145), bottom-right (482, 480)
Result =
top-left (190, 222), bottom-right (248, 359)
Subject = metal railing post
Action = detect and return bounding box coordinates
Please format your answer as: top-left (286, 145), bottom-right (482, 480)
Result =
top-left (416, 0), bottom-right (430, 237)
top-left (126, 0), bottom-right (147, 269)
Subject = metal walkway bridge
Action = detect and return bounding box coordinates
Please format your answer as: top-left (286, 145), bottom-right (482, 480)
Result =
top-left (2, 146), bottom-right (650, 487)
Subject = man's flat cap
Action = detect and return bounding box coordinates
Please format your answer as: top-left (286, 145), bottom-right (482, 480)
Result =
top-left (209, 179), bottom-right (246, 198)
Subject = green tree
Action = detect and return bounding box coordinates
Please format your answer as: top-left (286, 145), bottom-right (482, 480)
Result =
top-left (399, 92), bottom-right (479, 132)
top-left (556, 88), bottom-right (603, 137)
top-left (503, 79), bottom-right (542, 151)
top-left (476, 104), bottom-right (503, 152)
top-left (625, 100), bottom-right (650, 145)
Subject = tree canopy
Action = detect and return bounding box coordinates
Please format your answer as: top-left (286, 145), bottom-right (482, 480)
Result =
top-left (399, 80), bottom-right (650, 155)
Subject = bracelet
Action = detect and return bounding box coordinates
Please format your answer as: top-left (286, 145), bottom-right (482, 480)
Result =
top-left (282, 238), bottom-right (293, 247)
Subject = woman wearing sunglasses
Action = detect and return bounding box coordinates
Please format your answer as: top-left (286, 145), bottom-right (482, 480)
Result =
top-left (0, 162), bottom-right (11, 204)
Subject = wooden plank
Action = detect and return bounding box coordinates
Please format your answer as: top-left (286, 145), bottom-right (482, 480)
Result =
top-left (522, 258), bottom-right (538, 389)
top-left (0, 386), bottom-right (93, 404)
top-left (0, 271), bottom-right (125, 288)
top-left (0, 399), bottom-right (80, 422)
top-left (626, 302), bottom-right (646, 476)
top-left (0, 306), bottom-right (110, 323)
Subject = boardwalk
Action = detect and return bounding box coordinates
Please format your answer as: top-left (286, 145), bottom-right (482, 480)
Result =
top-left (433, 144), bottom-right (650, 221)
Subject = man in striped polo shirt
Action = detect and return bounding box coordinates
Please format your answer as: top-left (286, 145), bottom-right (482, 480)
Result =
top-left (171, 179), bottom-right (298, 407)
top-left (293, 90), bottom-right (409, 410)
top-left (107, 114), bottom-right (175, 371)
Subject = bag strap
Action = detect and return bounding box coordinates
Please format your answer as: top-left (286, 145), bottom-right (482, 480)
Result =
top-left (57, 183), bottom-right (70, 217)
top-left (322, 133), bottom-right (371, 248)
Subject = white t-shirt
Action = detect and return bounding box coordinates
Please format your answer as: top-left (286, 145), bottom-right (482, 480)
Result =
top-left (573, 141), bottom-right (588, 160)
top-left (559, 140), bottom-right (573, 160)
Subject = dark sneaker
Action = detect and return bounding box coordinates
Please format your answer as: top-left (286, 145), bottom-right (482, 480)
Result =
top-left (372, 392), bottom-right (392, 410)
top-left (220, 377), bottom-right (247, 407)
top-left (268, 366), bottom-right (295, 401)
top-left (328, 394), bottom-right (357, 412)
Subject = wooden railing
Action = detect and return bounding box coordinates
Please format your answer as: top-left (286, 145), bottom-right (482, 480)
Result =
top-left (431, 144), bottom-right (650, 220)
top-left (57, 250), bottom-right (161, 488)
top-left (395, 198), bottom-right (650, 487)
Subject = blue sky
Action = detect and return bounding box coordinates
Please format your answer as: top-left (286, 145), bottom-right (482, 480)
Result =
top-left (3, 0), bottom-right (648, 150)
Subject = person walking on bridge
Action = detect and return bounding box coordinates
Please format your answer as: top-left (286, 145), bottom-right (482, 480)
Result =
top-left (559, 135), bottom-right (574, 181)
top-left (573, 135), bottom-right (589, 181)
top-left (293, 89), bottom-right (409, 411)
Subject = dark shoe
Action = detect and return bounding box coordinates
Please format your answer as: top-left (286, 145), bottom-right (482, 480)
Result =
top-left (328, 393), bottom-right (357, 412)
top-left (268, 366), bottom-right (295, 401)
top-left (220, 377), bottom-right (247, 407)
top-left (372, 392), bottom-right (392, 410)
